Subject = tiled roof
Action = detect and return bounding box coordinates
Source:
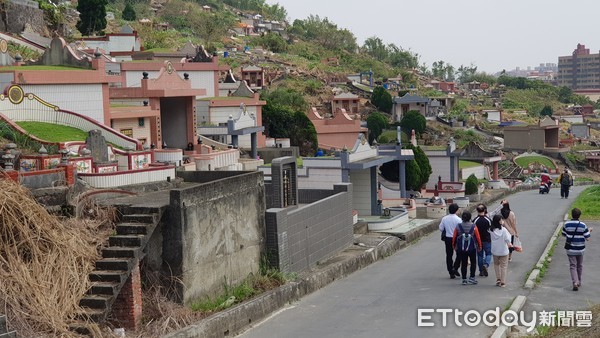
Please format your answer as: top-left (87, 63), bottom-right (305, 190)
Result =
top-left (334, 92), bottom-right (359, 99)
top-left (393, 93), bottom-right (430, 104)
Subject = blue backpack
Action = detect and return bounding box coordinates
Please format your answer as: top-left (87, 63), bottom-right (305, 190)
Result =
top-left (455, 223), bottom-right (477, 253)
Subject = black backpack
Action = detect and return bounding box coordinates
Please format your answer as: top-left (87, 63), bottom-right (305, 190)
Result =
top-left (455, 224), bottom-right (477, 254)
top-left (561, 173), bottom-right (571, 186)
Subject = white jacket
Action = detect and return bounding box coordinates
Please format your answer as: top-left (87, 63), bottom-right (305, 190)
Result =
top-left (490, 227), bottom-right (512, 256)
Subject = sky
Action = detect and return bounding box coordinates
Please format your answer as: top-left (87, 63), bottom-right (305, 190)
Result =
top-left (265, 0), bottom-right (599, 74)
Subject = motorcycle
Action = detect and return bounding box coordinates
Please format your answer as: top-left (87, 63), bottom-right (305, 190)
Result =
top-left (539, 181), bottom-right (551, 194)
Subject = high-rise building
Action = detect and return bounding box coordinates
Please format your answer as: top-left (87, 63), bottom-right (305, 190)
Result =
top-left (558, 44), bottom-right (600, 90)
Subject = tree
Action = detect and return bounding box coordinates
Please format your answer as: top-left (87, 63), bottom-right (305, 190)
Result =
top-left (366, 112), bottom-right (388, 143)
top-left (540, 105), bottom-right (553, 117)
top-left (412, 145), bottom-right (432, 189)
top-left (188, 10), bottom-right (236, 52)
top-left (456, 64), bottom-right (478, 83)
top-left (288, 15), bottom-right (358, 52)
top-left (400, 110), bottom-right (426, 136)
top-left (378, 144), bottom-right (432, 191)
top-left (261, 88), bottom-right (317, 156)
top-left (404, 159), bottom-right (422, 191)
top-left (371, 86), bottom-right (392, 113)
top-left (260, 87), bottom-right (308, 114)
top-left (76, 0), bottom-right (108, 36)
top-left (252, 32), bottom-right (288, 53)
top-left (122, 3), bottom-right (136, 21)
top-left (362, 36), bottom-right (388, 61)
top-left (387, 44), bottom-right (419, 69)
top-left (261, 104), bottom-right (317, 156)
top-left (289, 110), bottom-right (318, 156)
top-left (465, 174), bottom-right (478, 195)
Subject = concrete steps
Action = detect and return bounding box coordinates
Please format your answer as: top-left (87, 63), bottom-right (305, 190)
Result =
top-left (75, 208), bottom-right (162, 326)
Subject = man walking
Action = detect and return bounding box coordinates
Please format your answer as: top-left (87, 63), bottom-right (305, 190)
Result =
top-left (558, 168), bottom-right (573, 199)
top-left (562, 208), bottom-right (591, 291)
top-left (473, 204), bottom-right (492, 277)
top-left (439, 203), bottom-right (461, 279)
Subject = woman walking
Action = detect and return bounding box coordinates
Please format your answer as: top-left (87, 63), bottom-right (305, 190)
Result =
top-left (500, 200), bottom-right (518, 261)
top-left (490, 214), bottom-right (513, 287)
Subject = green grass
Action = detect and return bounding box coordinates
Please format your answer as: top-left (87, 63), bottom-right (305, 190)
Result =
top-left (514, 156), bottom-right (556, 169)
top-left (536, 238), bottom-right (558, 284)
top-left (190, 280), bottom-right (256, 312)
top-left (459, 160), bottom-right (482, 169)
top-left (190, 256), bottom-right (289, 313)
top-left (420, 145), bottom-right (446, 151)
top-left (503, 296), bottom-right (516, 312)
top-left (15, 121), bottom-right (88, 142)
top-left (377, 130), bottom-right (398, 144)
top-left (571, 186), bottom-right (600, 220)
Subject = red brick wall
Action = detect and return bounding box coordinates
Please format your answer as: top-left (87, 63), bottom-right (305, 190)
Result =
top-left (111, 263), bottom-right (142, 330)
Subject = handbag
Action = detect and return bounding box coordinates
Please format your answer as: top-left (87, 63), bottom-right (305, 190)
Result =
top-left (564, 221), bottom-right (581, 250)
top-left (513, 236), bottom-right (523, 252)
top-left (441, 228), bottom-right (446, 241)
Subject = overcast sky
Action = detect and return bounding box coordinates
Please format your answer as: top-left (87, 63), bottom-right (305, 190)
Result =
top-left (266, 0), bottom-right (598, 74)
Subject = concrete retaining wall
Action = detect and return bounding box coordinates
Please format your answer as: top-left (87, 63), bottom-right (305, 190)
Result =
top-left (0, 1), bottom-right (45, 34)
top-left (164, 171), bottom-right (266, 304)
top-left (165, 234), bottom-right (403, 338)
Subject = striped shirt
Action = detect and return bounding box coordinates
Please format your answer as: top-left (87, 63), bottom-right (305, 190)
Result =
top-left (562, 219), bottom-right (591, 256)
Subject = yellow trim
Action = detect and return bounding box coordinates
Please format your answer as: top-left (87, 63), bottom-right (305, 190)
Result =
top-left (7, 85), bottom-right (24, 105)
top-left (3, 85), bottom-right (60, 110)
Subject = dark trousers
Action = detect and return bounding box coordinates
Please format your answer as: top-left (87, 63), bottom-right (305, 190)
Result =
top-left (444, 237), bottom-right (460, 274)
top-left (561, 184), bottom-right (570, 198)
top-left (458, 251), bottom-right (477, 279)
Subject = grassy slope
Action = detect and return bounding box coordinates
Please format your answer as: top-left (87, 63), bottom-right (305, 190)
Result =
top-left (514, 156), bottom-right (556, 169)
top-left (572, 186), bottom-right (600, 220)
top-left (15, 122), bottom-right (88, 142)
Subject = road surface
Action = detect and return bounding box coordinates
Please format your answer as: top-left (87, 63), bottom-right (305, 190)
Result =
top-left (238, 186), bottom-right (586, 338)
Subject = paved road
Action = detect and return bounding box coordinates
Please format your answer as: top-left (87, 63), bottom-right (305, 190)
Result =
top-left (523, 217), bottom-right (600, 314)
top-left (237, 186), bottom-right (587, 338)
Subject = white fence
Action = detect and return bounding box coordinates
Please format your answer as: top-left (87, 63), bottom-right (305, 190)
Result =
top-left (78, 166), bottom-right (175, 188)
top-left (0, 93), bottom-right (140, 150)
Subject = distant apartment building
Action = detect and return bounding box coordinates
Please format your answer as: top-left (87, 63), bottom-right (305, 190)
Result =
top-left (500, 63), bottom-right (557, 83)
top-left (558, 44), bottom-right (600, 90)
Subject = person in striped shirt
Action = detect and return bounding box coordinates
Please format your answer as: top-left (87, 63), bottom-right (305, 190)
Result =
top-left (562, 208), bottom-right (592, 291)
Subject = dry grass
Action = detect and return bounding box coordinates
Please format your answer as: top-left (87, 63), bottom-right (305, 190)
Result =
top-left (535, 304), bottom-right (600, 337)
top-left (0, 171), bottom-right (114, 337)
top-left (131, 272), bottom-right (208, 338)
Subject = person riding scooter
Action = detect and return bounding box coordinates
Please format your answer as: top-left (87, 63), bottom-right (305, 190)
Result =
top-left (539, 171), bottom-right (551, 194)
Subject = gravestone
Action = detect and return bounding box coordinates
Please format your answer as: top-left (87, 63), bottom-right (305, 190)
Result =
top-left (85, 129), bottom-right (109, 163)
top-left (0, 39), bottom-right (15, 66)
top-left (271, 157), bottom-right (297, 208)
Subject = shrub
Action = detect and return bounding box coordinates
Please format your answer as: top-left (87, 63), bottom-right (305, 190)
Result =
top-left (465, 174), bottom-right (478, 195)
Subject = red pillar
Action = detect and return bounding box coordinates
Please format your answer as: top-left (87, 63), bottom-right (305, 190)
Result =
top-left (493, 161), bottom-right (499, 180)
top-left (60, 163), bottom-right (76, 186)
top-left (111, 263), bottom-right (142, 331)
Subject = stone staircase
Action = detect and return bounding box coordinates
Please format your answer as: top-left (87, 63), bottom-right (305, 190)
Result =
top-left (0, 315), bottom-right (16, 338)
top-left (498, 160), bottom-right (522, 179)
top-left (75, 207), bottom-right (162, 328)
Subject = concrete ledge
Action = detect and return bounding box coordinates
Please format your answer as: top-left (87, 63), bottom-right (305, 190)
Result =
top-left (536, 221), bottom-right (563, 269)
top-left (402, 219), bottom-right (440, 242)
top-left (524, 269), bottom-right (539, 290)
top-left (490, 295), bottom-right (527, 338)
top-left (165, 236), bottom-right (403, 338)
top-left (524, 215), bottom-right (566, 290)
